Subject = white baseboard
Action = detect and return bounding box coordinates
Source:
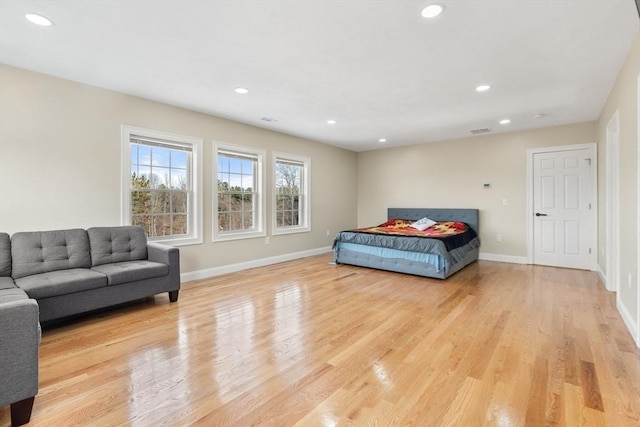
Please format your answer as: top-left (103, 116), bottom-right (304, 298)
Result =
top-left (617, 298), bottom-right (640, 348)
top-left (478, 252), bottom-right (528, 264)
top-left (597, 265), bottom-right (638, 348)
top-left (181, 246), bottom-right (332, 282)
top-left (596, 264), bottom-right (607, 289)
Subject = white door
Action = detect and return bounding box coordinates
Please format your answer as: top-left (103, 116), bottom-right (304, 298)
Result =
top-left (533, 148), bottom-right (594, 269)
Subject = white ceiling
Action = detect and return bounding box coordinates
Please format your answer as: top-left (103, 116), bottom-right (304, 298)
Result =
top-left (0, 1), bottom-right (638, 152)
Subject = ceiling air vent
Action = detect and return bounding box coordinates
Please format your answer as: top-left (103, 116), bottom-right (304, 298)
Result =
top-left (470, 128), bottom-right (491, 135)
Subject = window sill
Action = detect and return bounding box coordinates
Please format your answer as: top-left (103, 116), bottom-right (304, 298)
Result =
top-left (149, 236), bottom-right (203, 247)
top-left (272, 226), bottom-right (311, 236)
top-left (213, 230), bottom-right (266, 242)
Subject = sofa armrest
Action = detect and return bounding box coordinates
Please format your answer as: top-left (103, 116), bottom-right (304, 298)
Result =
top-left (147, 242), bottom-right (179, 267)
top-left (147, 243), bottom-right (181, 295)
top-left (0, 298), bottom-right (40, 408)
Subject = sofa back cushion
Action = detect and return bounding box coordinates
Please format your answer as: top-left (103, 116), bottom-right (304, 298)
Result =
top-left (87, 226), bottom-right (148, 267)
top-left (11, 229), bottom-right (91, 279)
top-left (0, 233), bottom-right (11, 277)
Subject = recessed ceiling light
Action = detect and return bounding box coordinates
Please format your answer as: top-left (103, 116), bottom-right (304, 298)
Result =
top-left (235, 87), bottom-right (249, 94)
top-left (25, 13), bottom-right (54, 27)
top-left (378, 138), bottom-right (387, 143)
top-left (327, 120), bottom-right (337, 125)
top-left (499, 119), bottom-right (511, 125)
top-left (421, 4), bottom-right (445, 18)
top-left (476, 84), bottom-right (492, 92)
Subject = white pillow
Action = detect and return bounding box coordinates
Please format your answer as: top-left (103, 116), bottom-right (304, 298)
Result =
top-left (410, 217), bottom-right (436, 231)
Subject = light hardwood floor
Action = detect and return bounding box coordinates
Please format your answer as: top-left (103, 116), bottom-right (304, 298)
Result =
top-left (1, 255), bottom-right (639, 426)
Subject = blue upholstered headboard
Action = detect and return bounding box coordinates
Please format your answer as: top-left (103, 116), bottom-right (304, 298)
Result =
top-left (387, 208), bottom-right (479, 234)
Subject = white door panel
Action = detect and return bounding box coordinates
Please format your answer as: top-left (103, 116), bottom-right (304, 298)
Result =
top-left (533, 149), bottom-right (593, 269)
top-left (564, 221), bottom-right (580, 255)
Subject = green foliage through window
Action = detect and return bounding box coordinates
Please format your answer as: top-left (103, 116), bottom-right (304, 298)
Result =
top-left (130, 142), bottom-right (191, 238)
top-left (217, 151), bottom-right (257, 232)
top-left (275, 159), bottom-right (304, 228)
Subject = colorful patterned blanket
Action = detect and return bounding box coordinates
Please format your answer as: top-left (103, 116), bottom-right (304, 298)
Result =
top-left (343, 219), bottom-right (477, 251)
top-left (354, 219), bottom-right (469, 237)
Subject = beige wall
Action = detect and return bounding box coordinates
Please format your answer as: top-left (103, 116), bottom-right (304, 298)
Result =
top-left (0, 64), bottom-right (358, 274)
top-left (597, 32), bottom-right (639, 332)
top-left (356, 122), bottom-right (597, 258)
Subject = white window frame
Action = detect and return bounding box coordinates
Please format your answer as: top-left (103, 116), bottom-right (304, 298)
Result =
top-left (121, 125), bottom-right (203, 246)
top-left (272, 152), bottom-right (311, 235)
top-left (213, 142), bottom-right (266, 242)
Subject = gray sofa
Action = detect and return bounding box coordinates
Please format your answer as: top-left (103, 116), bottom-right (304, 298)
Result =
top-left (0, 225), bottom-right (180, 426)
top-left (0, 232), bottom-right (39, 427)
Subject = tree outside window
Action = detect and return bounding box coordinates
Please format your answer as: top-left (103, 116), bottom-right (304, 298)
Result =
top-left (130, 143), bottom-right (190, 237)
top-left (122, 125), bottom-right (202, 246)
top-left (214, 144), bottom-right (265, 241)
top-left (274, 153), bottom-right (310, 234)
top-left (275, 161), bottom-right (302, 227)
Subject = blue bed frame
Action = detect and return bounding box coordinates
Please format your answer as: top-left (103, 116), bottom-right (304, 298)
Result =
top-left (334, 208), bottom-right (480, 279)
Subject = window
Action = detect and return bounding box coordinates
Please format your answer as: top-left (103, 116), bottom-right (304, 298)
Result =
top-left (273, 152), bottom-right (310, 234)
top-left (121, 125), bottom-right (203, 246)
top-left (214, 143), bottom-right (265, 241)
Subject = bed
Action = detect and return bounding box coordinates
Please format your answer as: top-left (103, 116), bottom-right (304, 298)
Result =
top-left (333, 208), bottom-right (480, 279)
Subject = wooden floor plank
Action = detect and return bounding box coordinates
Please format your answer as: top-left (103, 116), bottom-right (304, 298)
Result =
top-left (1, 256), bottom-right (639, 426)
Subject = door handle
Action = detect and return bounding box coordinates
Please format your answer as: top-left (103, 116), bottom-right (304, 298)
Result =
top-left (535, 213), bottom-right (548, 217)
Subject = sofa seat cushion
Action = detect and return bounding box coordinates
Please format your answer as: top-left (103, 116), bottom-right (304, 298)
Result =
top-left (15, 268), bottom-right (107, 299)
top-left (0, 276), bottom-right (16, 290)
top-left (0, 287), bottom-right (29, 304)
top-left (91, 261), bottom-right (169, 286)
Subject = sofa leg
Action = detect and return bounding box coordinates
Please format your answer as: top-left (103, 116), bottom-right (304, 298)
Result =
top-left (11, 396), bottom-right (35, 426)
top-left (169, 290), bottom-right (179, 302)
